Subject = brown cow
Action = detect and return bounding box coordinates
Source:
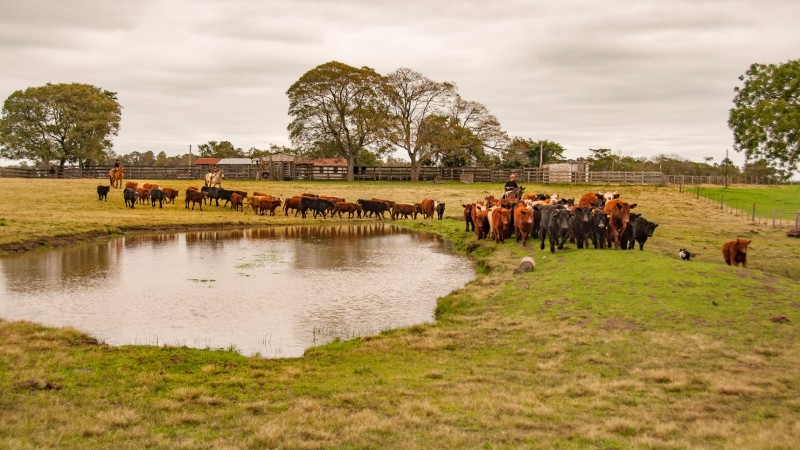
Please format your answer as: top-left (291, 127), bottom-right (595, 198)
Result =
top-left (462, 204), bottom-right (475, 232)
top-left (125, 181), bottom-right (138, 190)
top-left (722, 238), bottom-right (751, 267)
top-left (473, 210), bottom-right (490, 240)
top-left (332, 202), bottom-right (362, 219)
top-left (604, 199), bottom-right (637, 249)
top-left (419, 198), bottom-right (436, 219)
top-left (489, 206), bottom-right (511, 243)
top-left (162, 187), bottom-right (179, 204)
top-left (185, 188), bottom-right (206, 210)
top-left (142, 183), bottom-right (159, 190)
top-left (514, 204), bottom-right (535, 246)
top-left (230, 193), bottom-right (244, 211)
top-left (392, 203), bottom-right (417, 220)
top-left (283, 196), bottom-right (302, 216)
top-left (136, 188), bottom-right (151, 205)
top-left (260, 198), bottom-right (282, 216)
top-left (578, 192), bottom-right (604, 208)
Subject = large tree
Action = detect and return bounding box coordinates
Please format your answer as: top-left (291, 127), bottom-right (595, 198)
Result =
top-left (287, 61), bottom-right (388, 180)
top-left (0, 83), bottom-right (122, 170)
top-left (448, 96), bottom-right (509, 162)
top-left (383, 68), bottom-right (455, 180)
top-left (502, 138), bottom-right (565, 168)
top-left (729, 60), bottom-right (800, 173)
top-left (197, 140), bottom-right (243, 158)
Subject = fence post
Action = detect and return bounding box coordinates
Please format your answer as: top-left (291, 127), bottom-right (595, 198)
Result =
top-left (720, 194), bottom-right (724, 210)
top-left (752, 203), bottom-right (756, 222)
top-left (796, 212), bottom-right (799, 229)
top-left (773, 209), bottom-right (776, 227)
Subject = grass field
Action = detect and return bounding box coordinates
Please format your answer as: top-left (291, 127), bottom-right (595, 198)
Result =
top-left (1, 179), bottom-right (799, 448)
top-left (687, 184), bottom-right (800, 224)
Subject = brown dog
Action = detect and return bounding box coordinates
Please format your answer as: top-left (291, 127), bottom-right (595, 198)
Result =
top-left (722, 238), bottom-right (751, 267)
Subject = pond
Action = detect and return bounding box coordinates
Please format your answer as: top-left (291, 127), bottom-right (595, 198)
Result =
top-left (0, 224), bottom-right (474, 357)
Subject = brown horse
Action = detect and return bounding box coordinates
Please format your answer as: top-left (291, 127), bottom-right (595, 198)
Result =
top-left (108, 165), bottom-right (124, 188)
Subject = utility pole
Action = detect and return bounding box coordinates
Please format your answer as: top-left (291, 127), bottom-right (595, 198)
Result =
top-left (189, 144), bottom-right (193, 166)
top-left (539, 141), bottom-right (543, 168)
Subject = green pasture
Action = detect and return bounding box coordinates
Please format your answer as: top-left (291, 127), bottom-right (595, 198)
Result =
top-left (686, 184), bottom-right (800, 221)
top-left (1, 179), bottom-right (799, 448)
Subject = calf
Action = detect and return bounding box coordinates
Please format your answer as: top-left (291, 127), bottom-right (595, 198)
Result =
top-left (578, 192), bottom-right (604, 208)
top-left (722, 238), bottom-right (750, 267)
top-left (629, 216), bottom-right (658, 250)
top-left (162, 187), bottom-right (179, 204)
top-left (392, 203), bottom-right (417, 220)
top-left (462, 204), bottom-right (475, 232)
top-left (332, 202), bottom-right (362, 219)
top-left (150, 188), bottom-right (165, 208)
top-left (435, 202), bottom-right (445, 220)
top-left (358, 199), bottom-right (392, 220)
top-left (230, 193), bottom-right (244, 211)
top-left (540, 205), bottom-right (571, 253)
top-left (125, 181), bottom-right (138, 190)
top-left (97, 185), bottom-right (110, 201)
top-left (136, 188), bottom-right (151, 205)
top-left (142, 183), bottom-right (159, 190)
top-left (513, 204), bottom-right (534, 246)
top-left (185, 188), bottom-right (206, 210)
top-left (123, 188), bottom-right (138, 209)
top-left (570, 206), bottom-right (593, 249)
top-left (259, 197), bottom-right (282, 216)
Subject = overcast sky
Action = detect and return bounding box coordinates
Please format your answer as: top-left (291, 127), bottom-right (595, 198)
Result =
top-left (1, 0), bottom-right (798, 166)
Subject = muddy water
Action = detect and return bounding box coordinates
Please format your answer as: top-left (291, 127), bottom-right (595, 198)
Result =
top-left (0, 225), bottom-right (474, 357)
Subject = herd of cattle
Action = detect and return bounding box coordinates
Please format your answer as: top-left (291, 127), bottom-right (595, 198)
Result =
top-left (461, 190), bottom-right (658, 253)
top-left (97, 182), bottom-right (656, 254)
top-left (97, 182), bottom-right (446, 220)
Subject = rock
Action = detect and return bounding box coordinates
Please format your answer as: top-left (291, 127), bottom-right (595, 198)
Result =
top-left (514, 256), bottom-right (535, 274)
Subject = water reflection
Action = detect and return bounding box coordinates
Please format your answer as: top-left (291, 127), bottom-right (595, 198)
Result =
top-left (0, 225), bottom-right (474, 358)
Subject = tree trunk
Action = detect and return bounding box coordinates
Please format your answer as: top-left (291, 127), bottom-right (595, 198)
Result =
top-left (347, 155), bottom-right (355, 181)
top-left (409, 154), bottom-right (420, 181)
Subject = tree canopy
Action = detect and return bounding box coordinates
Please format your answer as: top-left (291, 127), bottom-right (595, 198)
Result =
top-left (729, 59), bottom-right (800, 175)
top-left (197, 140), bottom-right (244, 158)
top-left (0, 83), bottom-right (122, 168)
top-left (502, 138), bottom-right (565, 168)
top-left (287, 61), bottom-right (389, 181)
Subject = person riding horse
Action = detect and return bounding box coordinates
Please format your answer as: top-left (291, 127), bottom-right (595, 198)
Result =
top-left (502, 174), bottom-right (524, 200)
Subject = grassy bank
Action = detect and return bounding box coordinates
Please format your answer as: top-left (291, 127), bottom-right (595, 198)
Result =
top-left (1, 179), bottom-right (799, 448)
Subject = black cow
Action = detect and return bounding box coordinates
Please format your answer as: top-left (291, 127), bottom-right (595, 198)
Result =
top-left (436, 202), bottom-right (445, 220)
top-left (620, 213), bottom-right (640, 249)
top-left (97, 185), bottom-right (110, 201)
top-left (300, 196), bottom-right (335, 219)
top-left (357, 199), bottom-right (392, 220)
top-left (628, 216), bottom-right (658, 250)
top-left (570, 206), bottom-right (593, 249)
top-left (540, 205), bottom-right (572, 253)
top-left (590, 208), bottom-right (609, 249)
top-left (123, 188), bottom-right (138, 209)
top-left (150, 188), bottom-right (165, 209)
top-left (212, 188), bottom-right (247, 207)
top-left (532, 204), bottom-right (543, 239)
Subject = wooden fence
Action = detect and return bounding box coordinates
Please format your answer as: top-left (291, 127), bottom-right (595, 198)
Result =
top-left (0, 165), bottom-right (794, 186)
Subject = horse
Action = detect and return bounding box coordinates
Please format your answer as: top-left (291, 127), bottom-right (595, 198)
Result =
top-left (205, 169), bottom-right (223, 188)
top-left (108, 165), bottom-right (124, 189)
top-left (502, 186), bottom-right (525, 201)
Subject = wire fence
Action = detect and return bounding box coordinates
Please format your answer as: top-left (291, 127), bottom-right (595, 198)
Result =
top-left (680, 185), bottom-right (800, 230)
